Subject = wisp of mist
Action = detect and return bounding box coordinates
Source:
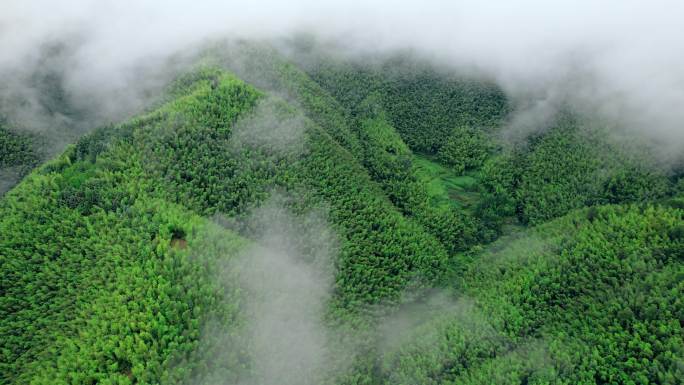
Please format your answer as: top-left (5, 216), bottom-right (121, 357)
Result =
top-left (2, 0), bottom-right (683, 159)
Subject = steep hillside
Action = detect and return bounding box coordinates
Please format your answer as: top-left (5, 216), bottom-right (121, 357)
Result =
top-left (2, 65), bottom-right (457, 383)
top-left (477, 113), bottom-right (673, 227)
top-left (381, 202), bottom-right (683, 384)
top-left (1, 43), bottom-right (682, 385)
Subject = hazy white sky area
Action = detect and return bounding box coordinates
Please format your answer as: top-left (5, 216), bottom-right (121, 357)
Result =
top-left (2, 0), bottom-right (683, 150)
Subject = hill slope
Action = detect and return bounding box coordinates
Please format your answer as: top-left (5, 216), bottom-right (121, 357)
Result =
top-left (1, 44), bottom-right (682, 384)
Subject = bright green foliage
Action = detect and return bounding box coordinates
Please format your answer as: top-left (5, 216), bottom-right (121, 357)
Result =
top-left (380, 203), bottom-right (684, 384)
top-left (1, 69), bottom-right (257, 384)
top-left (350, 99), bottom-right (479, 255)
top-left (302, 127), bottom-right (450, 306)
top-left (1, 43), bottom-right (683, 385)
top-left (412, 156), bottom-right (480, 210)
top-left (1, 145), bottom-right (248, 384)
top-left (205, 40), bottom-right (365, 158)
top-left (121, 68), bottom-right (452, 308)
top-left (0, 59), bottom-right (482, 382)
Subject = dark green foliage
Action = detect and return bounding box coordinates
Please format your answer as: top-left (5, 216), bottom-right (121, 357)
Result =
top-left (603, 166), bottom-right (670, 204)
top-left (304, 55), bottom-right (509, 154)
top-left (0, 122), bottom-right (40, 181)
top-left (294, 50), bottom-right (510, 247)
top-left (72, 124), bottom-right (119, 163)
top-left (0, 125), bottom-right (38, 169)
top-left (478, 115), bottom-right (673, 227)
top-left (437, 125), bottom-right (492, 174)
top-left (0, 122), bottom-right (41, 195)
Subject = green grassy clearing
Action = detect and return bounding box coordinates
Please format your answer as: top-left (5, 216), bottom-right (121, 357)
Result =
top-left (413, 154), bottom-right (481, 212)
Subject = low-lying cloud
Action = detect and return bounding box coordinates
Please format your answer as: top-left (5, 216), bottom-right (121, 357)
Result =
top-left (198, 197), bottom-right (347, 385)
top-left (2, 1), bottom-right (683, 157)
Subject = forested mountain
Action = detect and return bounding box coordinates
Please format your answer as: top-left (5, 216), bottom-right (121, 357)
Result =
top-left (1, 42), bottom-right (682, 385)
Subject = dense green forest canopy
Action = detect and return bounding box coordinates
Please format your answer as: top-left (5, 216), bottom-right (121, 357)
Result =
top-left (0, 119), bottom-right (41, 194)
top-left (1, 42), bottom-right (682, 384)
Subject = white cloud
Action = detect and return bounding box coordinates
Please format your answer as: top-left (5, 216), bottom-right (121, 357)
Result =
top-left (2, 0), bottom-right (683, 153)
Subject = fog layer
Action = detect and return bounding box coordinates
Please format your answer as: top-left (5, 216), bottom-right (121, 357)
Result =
top-left (2, 1), bottom-right (683, 152)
